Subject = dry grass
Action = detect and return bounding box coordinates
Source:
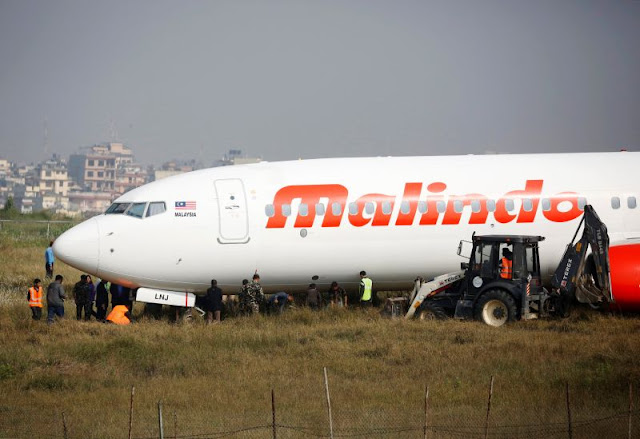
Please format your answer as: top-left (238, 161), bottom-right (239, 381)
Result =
top-left (1, 228), bottom-right (640, 438)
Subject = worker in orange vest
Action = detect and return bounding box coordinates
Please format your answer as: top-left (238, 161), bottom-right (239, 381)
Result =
top-left (27, 278), bottom-right (44, 320)
top-left (500, 248), bottom-right (513, 279)
top-left (106, 304), bottom-right (132, 325)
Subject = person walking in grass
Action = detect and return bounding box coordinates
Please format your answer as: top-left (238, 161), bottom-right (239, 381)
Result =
top-left (46, 275), bottom-right (66, 324)
top-left (44, 241), bottom-right (55, 279)
top-left (359, 270), bottom-right (373, 307)
top-left (205, 279), bottom-right (223, 324)
top-left (245, 274), bottom-right (264, 315)
top-left (72, 274), bottom-right (91, 321)
top-left (27, 278), bottom-right (44, 320)
top-left (95, 279), bottom-right (110, 321)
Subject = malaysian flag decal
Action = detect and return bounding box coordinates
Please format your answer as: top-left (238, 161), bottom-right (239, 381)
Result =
top-left (175, 201), bottom-right (197, 210)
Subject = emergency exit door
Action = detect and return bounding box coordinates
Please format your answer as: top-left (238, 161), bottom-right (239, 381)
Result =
top-left (214, 179), bottom-right (250, 244)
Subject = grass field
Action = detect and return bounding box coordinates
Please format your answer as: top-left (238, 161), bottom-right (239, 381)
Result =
top-left (1, 225), bottom-right (640, 438)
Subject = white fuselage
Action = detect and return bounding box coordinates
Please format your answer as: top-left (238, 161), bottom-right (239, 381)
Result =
top-left (54, 152), bottom-right (640, 296)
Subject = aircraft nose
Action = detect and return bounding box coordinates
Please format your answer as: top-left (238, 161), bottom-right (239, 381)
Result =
top-left (53, 217), bottom-right (100, 275)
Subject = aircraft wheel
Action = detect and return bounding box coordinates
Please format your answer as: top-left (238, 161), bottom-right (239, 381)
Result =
top-left (416, 304), bottom-right (448, 321)
top-left (475, 290), bottom-right (516, 327)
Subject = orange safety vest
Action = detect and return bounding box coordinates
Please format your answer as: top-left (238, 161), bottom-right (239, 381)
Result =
top-left (500, 257), bottom-right (512, 279)
top-left (106, 305), bottom-right (131, 325)
top-left (28, 286), bottom-right (43, 308)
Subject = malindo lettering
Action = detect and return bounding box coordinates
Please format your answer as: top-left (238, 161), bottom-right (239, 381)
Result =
top-left (266, 180), bottom-right (583, 229)
top-left (175, 212), bottom-right (197, 217)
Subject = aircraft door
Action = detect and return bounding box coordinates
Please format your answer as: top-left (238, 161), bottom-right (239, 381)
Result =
top-left (214, 179), bottom-right (250, 244)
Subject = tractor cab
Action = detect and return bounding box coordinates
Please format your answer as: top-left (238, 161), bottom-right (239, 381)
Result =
top-left (454, 235), bottom-right (547, 325)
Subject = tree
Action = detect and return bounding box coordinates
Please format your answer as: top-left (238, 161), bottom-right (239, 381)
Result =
top-left (3, 196), bottom-right (14, 211)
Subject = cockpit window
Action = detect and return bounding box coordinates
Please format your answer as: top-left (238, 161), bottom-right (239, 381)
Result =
top-left (146, 202), bottom-right (167, 217)
top-left (106, 203), bottom-right (130, 214)
top-left (126, 202), bottom-right (147, 218)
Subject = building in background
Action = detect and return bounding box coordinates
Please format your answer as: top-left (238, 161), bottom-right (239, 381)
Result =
top-left (69, 142), bottom-right (134, 193)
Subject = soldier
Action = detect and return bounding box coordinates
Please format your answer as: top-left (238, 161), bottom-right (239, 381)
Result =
top-left (238, 279), bottom-right (250, 315)
top-left (73, 274), bottom-right (92, 321)
top-left (246, 274), bottom-right (264, 315)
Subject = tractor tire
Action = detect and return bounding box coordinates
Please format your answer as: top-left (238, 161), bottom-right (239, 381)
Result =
top-left (416, 304), bottom-right (448, 321)
top-left (474, 290), bottom-right (517, 327)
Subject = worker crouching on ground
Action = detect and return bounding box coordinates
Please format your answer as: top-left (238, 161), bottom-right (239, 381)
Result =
top-left (267, 292), bottom-right (291, 314)
top-left (106, 304), bottom-right (132, 325)
top-left (327, 281), bottom-right (347, 308)
top-left (27, 278), bottom-right (44, 320)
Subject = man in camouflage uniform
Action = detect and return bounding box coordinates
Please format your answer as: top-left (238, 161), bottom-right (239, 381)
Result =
top-left (245, 274), bottom-right (264, 315)
top-left (238, 279), bottom-right (250, 315)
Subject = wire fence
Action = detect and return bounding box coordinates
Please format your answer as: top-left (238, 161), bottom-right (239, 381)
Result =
top-left (1, 372), bottom-right (637, 439)
top-left (0, 219), bottom-right (78, 240)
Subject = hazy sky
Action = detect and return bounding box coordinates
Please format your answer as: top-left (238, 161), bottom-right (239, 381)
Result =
top-left (0, 0), bottom-right (638, 165)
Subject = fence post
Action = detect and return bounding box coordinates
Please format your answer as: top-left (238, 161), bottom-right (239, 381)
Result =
top-left (323, 367), bottom-right (334, 439)
top-left (158, 401), bottom-right (165, 439)
top-left (484, 375), bottom-right (494, 439)
top-left (629, 380), bottom-right (633, 439)
top-left (424, 385), bottom-right (429, 439)
top-left (272, 389), bottom-right (277, 439)
top-left (565, 382), bottom-right (573, 439)
top-left (47, 221), bottom-right (50, 239)
top-left (174, 411), bottom-right (177, 439)
top-left (62, 411), bottom-right (69, 439)
top-left (128, 386), bottom-right (135, 439)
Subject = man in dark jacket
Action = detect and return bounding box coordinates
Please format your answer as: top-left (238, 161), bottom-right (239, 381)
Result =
top-left (73, 274), bottom-right (91, 321)
top-left (95, 279), bottom-right (110, 321)
top-left (205, 279), bottom-right (223, 323)
top-left (46, 275), bottom-right (66, 325)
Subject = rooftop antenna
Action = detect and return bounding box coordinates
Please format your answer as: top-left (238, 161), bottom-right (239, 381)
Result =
top-left (109, 118), bottom-right (119, 142)
top-left (43, 117), bottom-right (49, 158)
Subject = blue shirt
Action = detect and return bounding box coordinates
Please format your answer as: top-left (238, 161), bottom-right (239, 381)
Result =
top-left (45, 247), bottom-right (55, 264)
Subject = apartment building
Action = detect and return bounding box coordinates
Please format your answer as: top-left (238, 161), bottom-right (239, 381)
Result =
top-left (69, 142), bottom-right (133, 192)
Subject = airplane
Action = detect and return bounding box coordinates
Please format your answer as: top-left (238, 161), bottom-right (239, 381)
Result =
top-left (53, 151), bottom-right (640, 312)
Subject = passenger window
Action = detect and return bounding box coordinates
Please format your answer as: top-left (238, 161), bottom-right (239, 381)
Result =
top-left (348, 202), bottom-right (358, 215)
top-left (486, 200), bottom-right (496, 212)
top-left (299, 203), bottom-right (309, 216)
top-left (365, 202), bottom-right (375, 215)
top-left (611, 197), bottom-right (621, 209)
top-left (418, 201), bottom-right (427, 214)
top-left (400, 201), bottom-right (410, 215)
top-left (315, 203), bottom-right (325, 216)
top-left (453, 200), bottom-right (463, 213)
top-left (265, 204), bottom-right (275, 217)
top-left (436, 201), bottom-right (446, 213)
top-left (522, 199), bottom-right (533, 212)
top-left (628, 197), bottom-right (637, 209)
top-left (578, 197), bottom-right (587, 210)
top-left (331, 202), bottom-right (342, 216)
top-left (382, 201), bottom-right (392, 215)
top-left (541, 198), bottom-right (551, 211)
top-left (106, 203), bottom-right (130, 214)
top-left (282, 204), bottom-right (291, 217)
top-left (471, 200), bottom-right (481, 213)
top-left (505, 199), bottom-right (515, 212)
top-left (146, 202), bottom-right (166, 217)
top-left (126, 202), bottom-right (147, 218)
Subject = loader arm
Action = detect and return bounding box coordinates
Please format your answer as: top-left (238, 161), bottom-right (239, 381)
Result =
top-left (551, 205), bottom-right (613, 305)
